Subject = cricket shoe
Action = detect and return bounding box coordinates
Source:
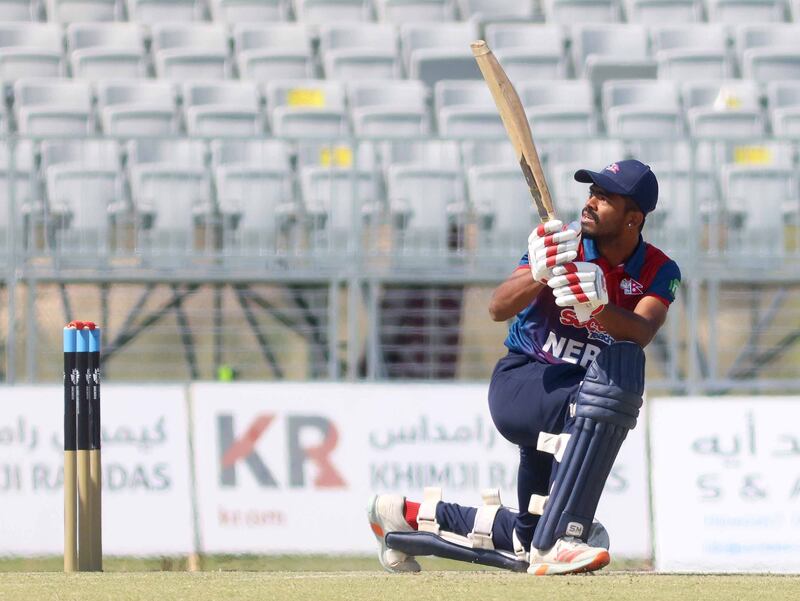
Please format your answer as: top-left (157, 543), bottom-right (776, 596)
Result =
top-left (367, 494), bottom-right (421, 573)
top-left (527, 536), bottom-right (610, 576)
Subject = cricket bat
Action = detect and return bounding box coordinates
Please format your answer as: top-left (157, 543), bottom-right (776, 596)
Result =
top-left (471, 40), bottom-right (555, 224)
top-left (472, 40), bottom-right (593, 323)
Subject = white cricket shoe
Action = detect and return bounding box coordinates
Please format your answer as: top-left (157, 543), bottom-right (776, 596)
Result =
top-left (367, 494), bottom-right (421, 573)
top-left (527, 536), bottom-right (610, 576)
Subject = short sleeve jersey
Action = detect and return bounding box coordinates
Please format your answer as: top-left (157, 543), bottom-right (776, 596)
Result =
top-left (504, 234), bottom-right (681, 368)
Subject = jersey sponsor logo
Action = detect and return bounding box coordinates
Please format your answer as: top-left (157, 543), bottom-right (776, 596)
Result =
top-left (558, 308), bottom-right (615, 345)
top-left (542, 330), bottom-right (603, 368)
top-left (620, 278), bottom-right (644, 296)
top-left (669, 278), bottom-right (680, 297)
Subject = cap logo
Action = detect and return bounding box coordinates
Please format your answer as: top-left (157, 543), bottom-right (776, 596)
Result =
top-left (604, 163), bottom-right (620, 174)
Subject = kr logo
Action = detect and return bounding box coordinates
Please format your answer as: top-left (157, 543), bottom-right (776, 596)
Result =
top-left (218, 413), bottom-right (346, 489)
top-left (620, 278), bottom-right (644, 295)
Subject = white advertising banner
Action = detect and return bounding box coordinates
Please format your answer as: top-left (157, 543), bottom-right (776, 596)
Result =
top-left (191, 383), bottom-right (650, 556)
top-left (651, 397), bottom-right (800, 572)
top-left (0, 386), bottom-right (195, 555)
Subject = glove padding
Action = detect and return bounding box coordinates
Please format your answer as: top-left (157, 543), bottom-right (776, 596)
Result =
top-left (547, 262), bottom-right (609, 318)
top-left (528, 220), bottom-right (579, 283)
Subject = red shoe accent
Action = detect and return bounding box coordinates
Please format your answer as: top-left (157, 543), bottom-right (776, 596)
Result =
top-left (404, 500), bottom-right (420, 530)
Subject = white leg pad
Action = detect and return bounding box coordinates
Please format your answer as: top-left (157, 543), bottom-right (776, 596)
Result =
top-left (536, 431), bottom-right (572, 463)
top-left (468, 488), bottom-right (502, 550)
top-left (528, 494), bottom-right (548, 516)
top-left (417, 486), bottom-right (442, 535)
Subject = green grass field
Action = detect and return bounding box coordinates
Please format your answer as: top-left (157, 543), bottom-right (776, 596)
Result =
top-left (1, 557), bottom-right (798, 601)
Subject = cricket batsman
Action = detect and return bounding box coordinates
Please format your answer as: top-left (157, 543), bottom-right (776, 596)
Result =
top-left (367, 160), bottom-right (681, 575)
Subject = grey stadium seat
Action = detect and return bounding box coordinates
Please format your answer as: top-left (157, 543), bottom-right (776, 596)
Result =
top-left (182, 80), bottom-right (263, 137)
top-left (652, 24), bottom-right (733, 81)
top-left (682, 80), bottom-right (764, 138)
top-left (374, 0), bottom-right (456, 23)
top-left (572, 24), bottom-right (657, 93)
top-left (518, 80), bottom-right (597, 138)
top-left (602, 79), bottom-right (682, 137)
top-left (348, 79), bottom-right (429, 138)
top-left (467, 164), bottom-right (537, 256)
top-left (209, 0), bottom-right (290, 22)
top-left (0, 140), bottom-right (36, 259)
top-left (456, 0), bottom-right (537, 21)
top-left (768, 80), bottom-right (800, 137)
top-left (235, 23), bottom-right (314, 83)
top-left (67, 22), bottom-right (147, 80)
top-left (706, 0), bottom-right (787, 24)
top-left (41, 139), bottom-right (123, 257)
top-left (126, 139), bottom-right (212, 255)
top-left (152, 23), bottom-right (231, 81)
top-left (47, 0), bottom-right (120, 22)
top-left (213, 140), bottom-right (296, 255)
top-left (385, 164), bottom-right (466, 253)
top-left (14, 78), bottom-right (94, 135)
top-left (434, 80), bottom-right (503, 138)
top-left (319, 23), bottom-right (401, 81)
top-left (543, 0), bottom-right (621, 23)
top-left (401, 22), bottom-right (480, 89)
top-left (97, 78), bottom-right (178, 135)
top-left (736, 24), bottom-right (800, 84)
top-left (459, 139), bottom-right (517, 170)
top-left (0, 23), bottom-right (63, 80)
top-left (0, 0), bottom-right (37, 20)
top-left (125, 0), bottom-right (203, 22)
top-left (721, 164), bottom-right (799, 257)
top-left (485, 24), bottom-right (567, 81)
top-left (265, 79), bottom-right (349, 138)
top-left (292, 0), bottom-right (372, 24)
top-left (300, 166), bottom-right (382, 253)
top-left (624, 0), bottom-right (702, 23)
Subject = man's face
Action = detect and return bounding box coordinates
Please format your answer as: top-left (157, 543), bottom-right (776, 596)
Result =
top-left (580, 184), bottom-right (639, 239)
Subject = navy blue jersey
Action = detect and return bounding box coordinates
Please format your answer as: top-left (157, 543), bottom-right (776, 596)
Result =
top-left (504, 235), bottom-right (681, 368)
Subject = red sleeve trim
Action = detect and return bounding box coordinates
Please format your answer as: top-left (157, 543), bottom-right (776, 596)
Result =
top-left (515, 264), bottom-right (531, 272)
top-left (644, 293), bottom-right (671, 307)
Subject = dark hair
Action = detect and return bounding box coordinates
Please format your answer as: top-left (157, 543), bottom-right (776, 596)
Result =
top-left (623, 196), bottom-right (645, 233)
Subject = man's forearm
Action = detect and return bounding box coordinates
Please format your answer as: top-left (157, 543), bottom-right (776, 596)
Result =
top-left (594, 303), bottom-right (657, 347)
top-left (489, 268), bottom-right (547, 321)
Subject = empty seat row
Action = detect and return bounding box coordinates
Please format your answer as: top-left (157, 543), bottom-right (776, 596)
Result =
top-left (5, 0), bottom-right (800, 24)
top-left (2, 21), bottom-right (799, 90)
top-left (5, 77), bottom-right (800, 141)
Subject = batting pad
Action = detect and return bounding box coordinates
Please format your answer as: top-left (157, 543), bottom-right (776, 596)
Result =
top-left (531, 342), bottom-right (645, 551)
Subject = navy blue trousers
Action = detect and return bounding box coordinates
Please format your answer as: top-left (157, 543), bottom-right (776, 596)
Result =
top-left (434, 352), bottom-right (584, 551)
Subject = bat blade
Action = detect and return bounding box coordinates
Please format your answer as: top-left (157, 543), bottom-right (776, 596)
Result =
top-left (471, 40), bottom-right (555, 223)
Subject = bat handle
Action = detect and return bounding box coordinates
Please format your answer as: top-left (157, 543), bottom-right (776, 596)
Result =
top-left (573, 304), bottom-right (593, 324)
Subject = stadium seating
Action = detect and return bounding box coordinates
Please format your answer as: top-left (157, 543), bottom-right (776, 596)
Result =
top-left (736, 24), bottom-right (800, 83)
top-left (0, 23), bottom-right (63, 80)
top-left (456, 0), bottom-right (537, 21)
top-left (183, 80), bottom-right (262, 137)
top-left (768, 80), bottom-right (800, 137)
top-left (125, 0), bottom-right (203, 23)
top-left (434, 80), bottom-right (504, 138)
top-left (572, 24), bottom-right (657, 93)
top-left (151, 23), bottom-right (230, 81)
top-left (651, 24), bottom-right (732, 81)
top-left (292, 0), bottom-right (372, 24)
top-left (543, 0), bottom-right (622, 23)
top-left (706, 0), bottom-right (787, 24)
top-left (265, 79), bottom-right (349, 137)
top-left (400, 22), bottom-right (480, 88)
top-left (47, 0), bottom-right (119, 22)
top-left (484, 24), bottom-right (567, 81)
top-left (0, 139), bottom-right (35, 258)
top-left (348, 79), bottom-right (429, 137)
top-left (518, 80), bottom-right (597, 137)
top-left (209, 0), bottom-right (290, 22)
top-left (0, 0), bottom-right (36, 20)
top-left (682, 80), bottom-right (764, 138)
top-left (96, 78), bottom-right (178, 135)
top-left (319, 23), bottom-right (400, 80)
top-left (67, 22), bottom-right (147, 80)
top-left (14, 78), bottom-right (94, 134)
top-left (603, 79), bottom-right (682, 137)
top-left (624, 0), bottom-right (702, 23)
top-left (374, 0), bottom-right (456, 23)
top-left (234, 23), bottom-right (314, 82)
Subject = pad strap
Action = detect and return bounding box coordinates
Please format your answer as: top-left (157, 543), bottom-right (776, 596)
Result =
top-left (417, 487), bottom-right (442, 535)
top-left (468, 489), bottom-right (502, 550)
top-left (537, 432), bottom-right (572, 463)
top-left (528, 494), bottom-right (548, 516)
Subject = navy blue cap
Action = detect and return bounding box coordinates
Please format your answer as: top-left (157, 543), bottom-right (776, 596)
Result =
top-left (574, 159), bottom-right (658, 214)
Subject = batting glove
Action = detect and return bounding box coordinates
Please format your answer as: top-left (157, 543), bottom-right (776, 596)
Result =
top-left (548, 262), bottom-right (609, 316)
top-left (528, 220), bottom-right (580, 283)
